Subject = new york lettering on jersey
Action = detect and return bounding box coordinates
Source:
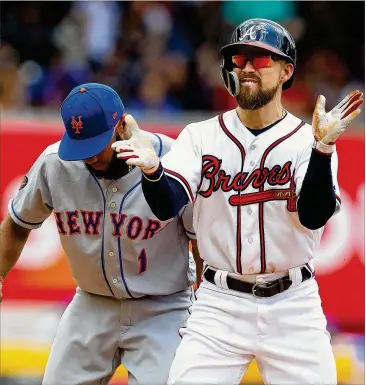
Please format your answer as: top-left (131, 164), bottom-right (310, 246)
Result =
top-left (9, 134), bottom-right (195, 299)
top-left (54, 209), bottom-right (164, 240)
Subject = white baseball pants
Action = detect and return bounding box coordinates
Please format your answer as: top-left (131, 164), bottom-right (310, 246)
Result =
top-left (168, 275), bottom-right (337, 385)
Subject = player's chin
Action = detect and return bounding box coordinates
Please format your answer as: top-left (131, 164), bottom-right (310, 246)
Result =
top-left (90, 163), bottom-right (108, 171)
top-left (239, 87), bottom-right (259, 98)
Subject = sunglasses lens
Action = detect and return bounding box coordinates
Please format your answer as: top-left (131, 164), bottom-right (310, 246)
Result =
top-left (232, 55), bottom-right (273, 69)
top-left (252, 57), bottom-right (273, 69)
top-left (232, 55), bottom-right (247, 68)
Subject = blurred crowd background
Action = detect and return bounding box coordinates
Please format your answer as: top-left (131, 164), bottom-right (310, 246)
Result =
top-left (0, 0), bottom-right (365, 122)
top-left (0, 1), bottom-right (365, 385)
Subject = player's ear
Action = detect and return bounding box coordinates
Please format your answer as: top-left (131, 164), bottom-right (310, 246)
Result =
top-left (280, 62), bottom-right (294, 85)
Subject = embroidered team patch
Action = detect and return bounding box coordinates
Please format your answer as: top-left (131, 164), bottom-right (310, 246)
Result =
top-left (19, 176), bottom-right (28, 190)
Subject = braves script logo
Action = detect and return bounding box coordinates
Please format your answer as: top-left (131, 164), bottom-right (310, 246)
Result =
top-left (71, 116), bottom-right (83, 134)
top-left (199, 155), bottom-right (292, 202)
top-left (112, 112), bottom-right (118, 119)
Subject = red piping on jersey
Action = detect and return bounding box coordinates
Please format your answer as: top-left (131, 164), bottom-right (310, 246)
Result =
top-left (165, 168), bottom-right (195, 203)
top-left (218, 113), bottom-right (246, 273)
top-left (287, 173), bottom-right (298, 212)
top-left (258, 121), bottom-right (305, 273)
top-left (229, 188), bottom-right (296, 205)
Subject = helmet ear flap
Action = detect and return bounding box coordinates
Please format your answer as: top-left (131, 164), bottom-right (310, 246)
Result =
top-left (220, 66), bottom-right (240, 97)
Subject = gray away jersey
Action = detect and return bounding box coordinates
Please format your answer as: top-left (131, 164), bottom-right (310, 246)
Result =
top-left (9, 133), bottom-right (196, 299)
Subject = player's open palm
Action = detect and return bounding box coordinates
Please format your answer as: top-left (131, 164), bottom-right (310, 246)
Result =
top-left (312, 90), bottom-right (363, 145)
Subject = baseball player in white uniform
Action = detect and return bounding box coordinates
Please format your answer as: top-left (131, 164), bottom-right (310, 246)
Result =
top-left (113, 19), bottom-right (363, 384)
top-left (0, 83), bottom-right (201, 385)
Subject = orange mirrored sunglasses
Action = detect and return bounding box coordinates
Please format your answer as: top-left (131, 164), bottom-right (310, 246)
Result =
top-left (232, 55), bottom-right (275, 70)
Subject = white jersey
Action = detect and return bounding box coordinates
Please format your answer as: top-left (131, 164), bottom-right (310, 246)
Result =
top-left (161, 109), bottom-right (341, 274)
top-left (9, 133), bottom-right (196, 299)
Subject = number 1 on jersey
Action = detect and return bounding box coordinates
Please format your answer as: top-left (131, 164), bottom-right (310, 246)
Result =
top-left (138, 248), bottom-right (148, 274)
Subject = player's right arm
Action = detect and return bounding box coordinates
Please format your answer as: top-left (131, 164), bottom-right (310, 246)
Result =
top-left (114, 123), bottom-right (202, 221)
top-left (0, 215), bottom-right (32, 301)
top-left (0, 148), bottom-right (54, 301)
top-left (141, 167), bottom-right (190, 221)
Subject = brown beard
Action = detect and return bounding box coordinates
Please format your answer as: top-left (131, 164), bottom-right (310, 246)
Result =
top-left (84, 134), bottom-right (132, 180)
top-left (236, 75), bottom-right (281, 110)
top-left (85, 152), bottom-right (131, 180)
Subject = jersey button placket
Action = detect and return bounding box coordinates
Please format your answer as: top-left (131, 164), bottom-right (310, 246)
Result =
top-left (103, 186), bottom-right (123, 297)
top-left (249, 143), bottom-right (256, 167)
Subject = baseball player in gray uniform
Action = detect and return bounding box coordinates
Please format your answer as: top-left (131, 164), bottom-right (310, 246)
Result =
top-left (0, 83), bottom-right (200, 385)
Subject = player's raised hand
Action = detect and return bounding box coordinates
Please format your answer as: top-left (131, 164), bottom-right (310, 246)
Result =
top-left (112, 131), bottom-right (160, 175)
top-left (119, 114), bottom-right (142, 141)
top-left (312, 90), bottom-right (363, 145)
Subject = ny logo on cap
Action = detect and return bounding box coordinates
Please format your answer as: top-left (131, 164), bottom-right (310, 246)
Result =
top-left (71, 116), bottom-right (83, 134)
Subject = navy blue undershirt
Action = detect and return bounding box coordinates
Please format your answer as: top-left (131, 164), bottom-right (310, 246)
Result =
top-left (246, 111), bottom-right (287, 135)
top-left (142, 125), bottom-right (336, 230)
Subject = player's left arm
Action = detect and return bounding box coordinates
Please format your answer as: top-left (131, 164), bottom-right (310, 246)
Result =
top-left (297, 90), bottom-right (363, 230)
top-left (113, 115), bottom-right (189, 220)
top-left (113, 122), bottom-right (201, 221)
top-left (296, 144), bottom-right (341, 230)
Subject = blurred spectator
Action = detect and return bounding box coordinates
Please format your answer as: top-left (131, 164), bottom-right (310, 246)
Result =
top-left (51, 3), bottom-right (87, 70)
top-left (0, 42), bottom-right (23, 108)
top-left (303, 50), bottom-right (350, 108)
top-left (0, 0), bottom-right (363, 122)
top-left (41, 49), bottom-right (91, 107)
top-left (282, 74), bottom-right (316, 118)
top-left (128, 69), bottom-right (181, 116)
top-left (1, 2), bottom-right (70, 67)
top-left (339, 45), bottom-right (365, 121)
top-left (73, 1), bottom-right (121, 72)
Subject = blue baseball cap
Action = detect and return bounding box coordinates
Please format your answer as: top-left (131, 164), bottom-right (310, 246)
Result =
top-left (59, 83), bottom-right (125, 161)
